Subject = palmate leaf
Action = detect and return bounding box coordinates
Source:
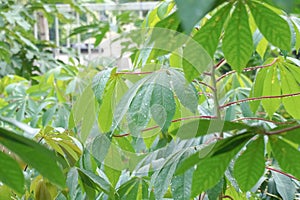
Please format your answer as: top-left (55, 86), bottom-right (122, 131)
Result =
top-left (248, 1), bottom-right (291, 50)
top-left (176, 133), bottom-right (254, 176)
top-left (0, 127), bottom-right (65, 188)
top-left (193, 3), bottom-right (232, 57)
top-left (234, 136), bottom-right (265, 192)
top-left (190, 133), bottom-right (252, 197)
top-left (223, 1), bottom-right (253, 72)
top-left (113, 69), bottom-right (198, 136)
top-left (0, 151), bottom-right (24, 194)
top-left (270, 136), bottom-right (300, 179)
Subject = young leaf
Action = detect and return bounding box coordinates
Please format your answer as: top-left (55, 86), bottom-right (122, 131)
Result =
top-left (248, 1), bottom-right (291, 50)
top-left (223, 2), bottom-right (253, 72)
top-left (270, 136), bottom-right (300, 179)
top-left (0, 127), bottom-right (65, 188)
top-left (234, 136), bottom-right (265, 192)
top-left (0, 151), bottom-right (24, 194)
top-left (193, 3), bottom-right (232, 57)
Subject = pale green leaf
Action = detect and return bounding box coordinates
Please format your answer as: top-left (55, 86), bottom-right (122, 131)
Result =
top-left (262, 65), bottom-right (281, 117)
top-left (223, 2), bottom-right (253, 72)
top-left (279, 64), bottom-right (300, 119)
top-left (92, 68), bottom-right (113, 105)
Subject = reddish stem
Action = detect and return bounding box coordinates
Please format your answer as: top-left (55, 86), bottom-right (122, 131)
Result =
top-left (219, 92), bottom-right (300, 109)
top-left (116, 71), bottom-right (153, 75)
top-left (232, 117), bottom-right (296, 125)
top-left (112, 115), bottom-right (217, 138)
top-left (214, 58), bottom-right (226, 70)
top-left (265, 124), bottom-right (300, 135)
top-left (221, 195), bottom-right (234, 200)
top-left (266, 167), bottom-right (299, 180)
top-left (217, 58), bottom-right (278, 82)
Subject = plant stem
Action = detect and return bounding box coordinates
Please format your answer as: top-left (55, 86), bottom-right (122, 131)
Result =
top-left (211, 61), bottom-right (222, 137)
top-left (265, 124), bottom-right (300, 135)
top-left (112, 115), bottom-right (217, 138)
top-left (219, 92), bottom-right (300, 109)
top-left (266, 167), bottom-right (299, 180)
top-left (232, 117), bottom-right (296, 125)
top-left (217, 58), bottom-right (278, 82)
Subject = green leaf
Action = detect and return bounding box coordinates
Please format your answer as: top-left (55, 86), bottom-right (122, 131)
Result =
top-left (234, 136), bottom-right (265, 192)
top-left (176, 133), bottom-right (253, 176)
top-left (78, 169), bottom-right (113, 195)
top-left (270, 136), bottom-right (300, 179)
top-left (72, 85), bottom-right (96, 141)
top-left (223, 2), bottom-right (253, 72)
top-left (98, 78), bottom-right (116, 132)
top-left (261, 65), bottom-right (281, 117)
top-left (104, 165), bottom-right (121, 188)
top-left (193, 3), bottom-right (232, 57)
top-left (279, 64), bottom-right (300, 119)
top-left (117, 177), bottom-right (151, 200)
top-left (0, 127), bottom-right (65, 188)
top-left (92, 68), bottom-right (113, 105)
top-left (170, 69), bottom-right (198, 113)
top-left (191, 151), bottom-right (233, 197)
top-left (174, 0), bottom-right (220, 33)
top-left (0, 151), bottom-right (24, 194)
top-left (171, 168), bottom-right (193, 200)
top-left (150, 84), bottom-right (176, 132)
top-left (153, 162), bottom-right (177, 199)
top-left (248, 1), bottom-right (291, 50)
top-left (127, 84), bottom-right (154, 136)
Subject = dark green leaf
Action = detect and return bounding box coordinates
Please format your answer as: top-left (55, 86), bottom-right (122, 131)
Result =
top-left (174, 0), bottom-right (222, 33)
top-left (234, 136), bottom-right (265, 191)
top-left (0, 151), bottom-right (24, 194)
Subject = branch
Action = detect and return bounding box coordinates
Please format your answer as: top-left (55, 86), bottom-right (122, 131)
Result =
top-left (217, 58), bottom-right (278, 82)
top-left (214, 58), bottom-right (226, 70)
top-left (116, 71), bottom-right (153, 75)
top-left (219, 92), bottom-right (300, 109)
top-left (112, 115), bottom-right (217, 138)
top-left (265, 124), bottom-right (300, 135)
top-left (232, 117), bottom-right (297, 125)
top-left (193, 80), bottom-right (215, 91)
top-left (266, 167), bottom-right (299, 181)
